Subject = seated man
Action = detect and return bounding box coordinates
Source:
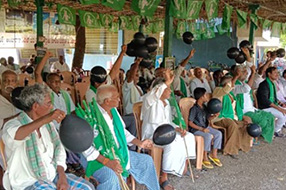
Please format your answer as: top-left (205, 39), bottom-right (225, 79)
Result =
top-left (0, 70), bottom-right (20, 128)
top-left (189, 88), bottom-right (222, 169)
top-left (257, 67), bottom-right (286, 137)
top-left (190, 67), bottom-right (212, 97)
top-left (233, 65), bottom-right (275, 143)
top-left (277, 69), bottom-right (286, 103)
top-left (141, 70), bottom-right (196, 190)
top-left (2, 84), bottom-right (94, 190)
top-left (80, 85), bottom-right (160, 190)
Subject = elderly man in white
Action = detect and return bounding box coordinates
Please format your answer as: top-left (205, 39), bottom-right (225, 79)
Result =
top-left (80, 85), bottom-right (160, 190)
top-left (190, 67), bottom-right (212, 97)
top-left (141, 70), bottom-right (196, 190)
top-left (2, 84), bottom-right (94, 190)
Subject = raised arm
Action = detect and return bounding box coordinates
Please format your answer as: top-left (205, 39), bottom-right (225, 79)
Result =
top-left (35, 51), bottom-right (53, 84)
top-left (127, 58), bottom-right (142, 83)
top-left (180, 49), bottom-right (195, 68)
top-left (109, 45), bottom-right (127, 81)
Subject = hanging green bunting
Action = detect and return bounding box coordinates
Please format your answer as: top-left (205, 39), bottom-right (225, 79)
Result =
top-left (202, 28), bottom-right (215, 39)
top-left (250, 14), bottom-right (258, 30)
top-left (282, 23), bottom-right (286, 34)
top-left (109, 22), bottom-right (119, 32)
top-left (132, 15), bottom-right (141, 31)
top-left (199, 22), bottom-right (207, 34)
top-left (208, 21), bottom-right (216, 31)
top-left (119, 16), bottom-right (132, 30)
top-left (271, 22), bottom-right (281, 37)
top-left (57, 4), bottom-right (76, 26)
top-left (79, 10), bottom-right (100, 28)
top-left (189, 22), bottom-right (197, 33)
top-left (171, 0), bottom-right (187, 19)
top-left (144, 23), bottom-right (154, 34)
top-left (236, 9), bottom-right (247, 28)
top-left (258, 16), bottom-right (264, 28)
top-left (263, 19), bottom-right (272, 29)
top-left (193, 33), bottom-right (201, 40)
top-left (79, 0), bottom-right (99, 5)
top-left (186, 0), bottom-right (203, 20)
top-left (131, 0), bottom-right (160, 17)
top-left (7, 0), bottom-right (21, 7)
top-left (100, 14), bottom-right (113, 28)
top-left (176, 21), bottom-right (186, 38)
top-left (222, 4), bottom-right (233, 30)
top-left (157, 19), bottom-right (165, 31)
top-left (152, 23), bottom-right (159, 33)
top-left (102, 0), bottom-right (126, 11)
top-left (205, 0), bottom-right (219, 20)
top-left (216, 24), bottom-right (227, 35)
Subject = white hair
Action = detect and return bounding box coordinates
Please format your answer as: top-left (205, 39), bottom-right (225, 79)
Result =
top-left (96, 85), bottom-right (117, 105)
top-left (20, 84), bottom-right (50, 111)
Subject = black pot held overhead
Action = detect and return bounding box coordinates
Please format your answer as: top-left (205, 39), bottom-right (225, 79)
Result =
top-left (182, 32), bottom-right (194, 45)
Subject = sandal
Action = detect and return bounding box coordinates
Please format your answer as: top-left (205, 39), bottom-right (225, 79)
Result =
top-left (202, 161), bottom-right (213, 169)
top-left (208, 156), bottom-right (223, 167)
top-left (160, 180), bottom-right (176, 190)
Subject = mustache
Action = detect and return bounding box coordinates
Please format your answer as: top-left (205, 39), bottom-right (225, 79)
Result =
top-left (5, 85), bottom-right (15, 91)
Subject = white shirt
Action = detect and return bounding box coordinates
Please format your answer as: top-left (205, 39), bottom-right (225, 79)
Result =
top-left (82, 104), bottom-right (135, 170)
top-left (277, 78), bottom-right (286, 103)
top-left (233, 81), bottom-right (256, 113)
top-left (122, 81), bottom-right (143, 115)
top-left (190, 77), bottom-right (212, 97)
top-left (51, 90), bottom-right (75, 130)
top-left (86, 75), bottom-right (112, 103)
top-left (51, 61), bottom-right (70, 73)
top-left (173, 66), bottom-right (191, 98)
top-left (253, 73), bottom-right (264, 90)
top-left (2, 115), bottom-right (67, 190)
top-left (0, 65), bottom-right (8, 76)
top-left (0, 94), bottom-right (20, 129)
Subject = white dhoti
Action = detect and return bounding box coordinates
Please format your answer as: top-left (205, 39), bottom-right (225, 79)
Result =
top-left (162, 132), bottom-right (196, 177)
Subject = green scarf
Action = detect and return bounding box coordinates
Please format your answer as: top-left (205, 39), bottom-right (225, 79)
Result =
top-left (266, 77), bottom-right (278, 105)
top-left (179, 77), bottom-right (187, 97)
top-left (19, 112), bottom-right (62, 180)
top-left (168, 87), bottom-right (187, 129)
top-left (90, 85), bottom-right (97, 94)
top-left (234, 80), bottom-right (254, 120)
top-left (75, 99), bottom-right (129, 177)
top-left (51, 90), bottom-right (71, 114)
top-left (219, 92), bottom-right (235, 119)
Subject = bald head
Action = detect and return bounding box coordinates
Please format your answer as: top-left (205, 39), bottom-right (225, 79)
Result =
top-left (96, 85), bottom-right (118, 105)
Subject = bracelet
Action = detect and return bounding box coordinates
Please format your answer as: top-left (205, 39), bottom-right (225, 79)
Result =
top-left (102, 158), bottom-right (109, 165)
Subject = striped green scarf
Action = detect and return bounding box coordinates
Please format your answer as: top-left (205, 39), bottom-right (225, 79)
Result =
top-left (19, 112), bottom-right (62, 180)
top-left (51, 90), bottom-right (71, 114)
top-left (219, 92), bottom-right (235, 119)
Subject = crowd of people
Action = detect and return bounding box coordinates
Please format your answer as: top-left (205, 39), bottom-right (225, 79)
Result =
top-left (0, 44), bottom-right (286, 190)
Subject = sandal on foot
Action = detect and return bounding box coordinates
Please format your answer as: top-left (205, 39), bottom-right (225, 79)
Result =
top-left (208, 156), bottom-right (223, 167)
top-left (160, 180), bottom-right (176, 190)
top-left (202, 161), bottom-right (213, 169)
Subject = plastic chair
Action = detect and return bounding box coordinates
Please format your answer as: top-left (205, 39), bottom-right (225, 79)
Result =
top-left (60, 82), bottom-right (76, 104)
top-left (74, 82), bottom-right (89, 107)
top-left (132, 102), bottom-right (162, 180)
top-left (18, 73), bottom-right (32, 87)
top-left (60, 71), bottom-right (76, 85)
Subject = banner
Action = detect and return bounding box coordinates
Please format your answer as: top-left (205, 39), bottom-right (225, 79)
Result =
top-left (57, 4), bottom-right (76, 26)
top-left (110, 22), bottom-right (119, 32)
top-left (222, 4), bottom-right (233, 30)
top-left (79, 10), bottom-right (100, 28)
top-left (176, 21), bottom-right (186, 38)
top-left (282, 23), bottom-right (286, 34)
top-left (216, 24), bottom-right (227, 35)
top-left (131, 0), bottom-right (160, 17)
top-left (171, 0), bottom-right (187, 19)
top-left (102, 0), bottom-right (126, 11)
top-left (236, 9), bottom-right (247, 28)
top-left (186, 0), bottom-right (203, 20)
top-left (202, 28), bottom-right (215, 39)
top-left (189, 22), bottom-right (197, 34)
top-left (205, 0), bottom-right (219, 20)
top-left (79, 0), bottom-right (99, 5)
